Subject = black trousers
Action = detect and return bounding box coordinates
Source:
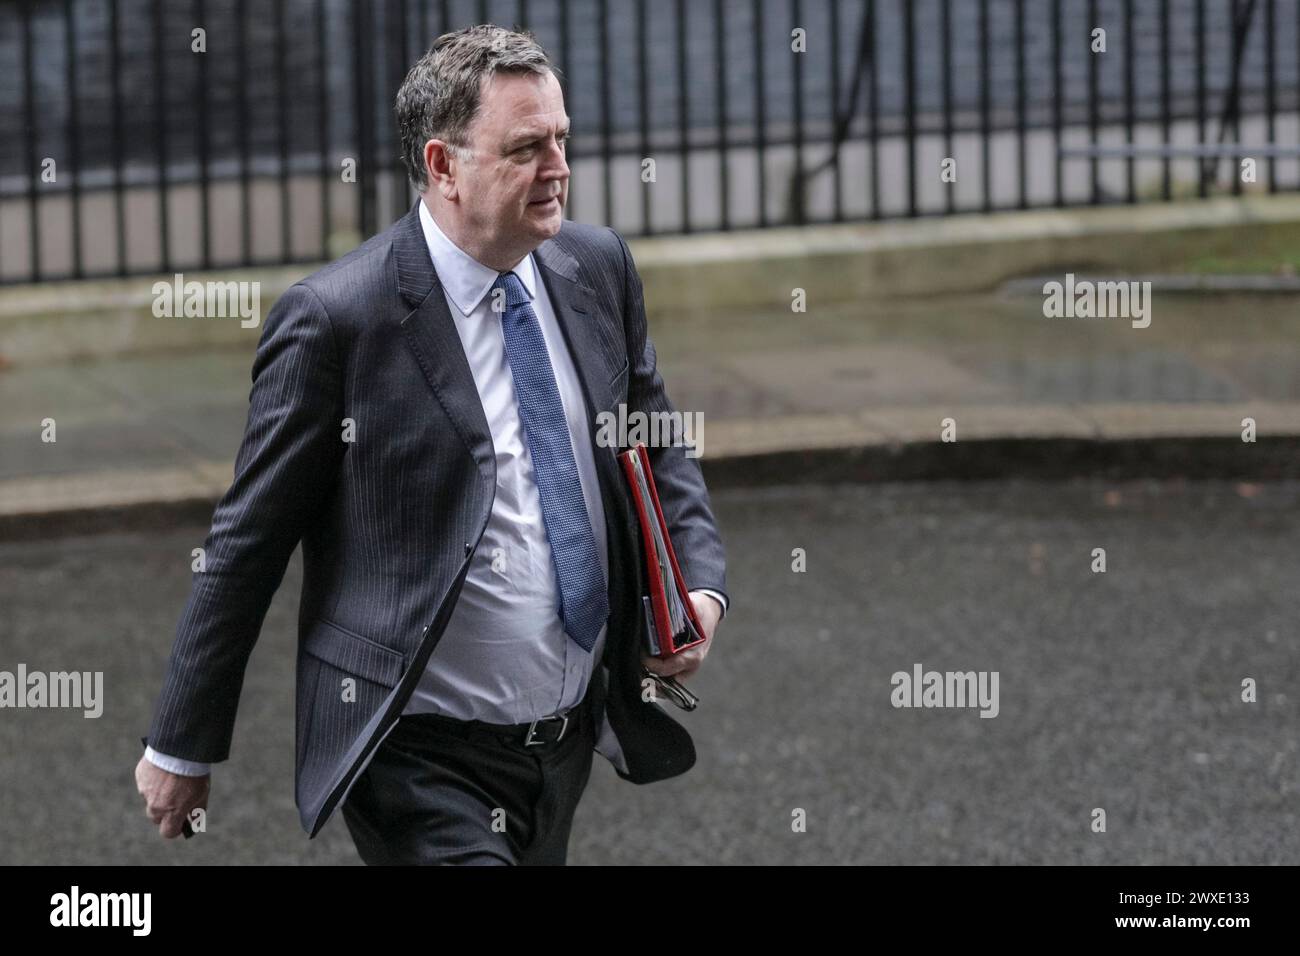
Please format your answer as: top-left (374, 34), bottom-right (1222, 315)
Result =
top-left (342, 681), bottom-right (599, 865)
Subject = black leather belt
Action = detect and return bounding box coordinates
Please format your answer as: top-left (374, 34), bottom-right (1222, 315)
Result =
top-left (398, 686), bottom-right (594, 751)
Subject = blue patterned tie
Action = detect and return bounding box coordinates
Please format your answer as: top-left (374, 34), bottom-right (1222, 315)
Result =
top-left (493, 270), bottom-right (609, 653)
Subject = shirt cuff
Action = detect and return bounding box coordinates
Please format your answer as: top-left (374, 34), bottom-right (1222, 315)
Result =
top-left (145, 746), bottom-right (212, 777)
top-left (694, 588), bottom-right (729, 620)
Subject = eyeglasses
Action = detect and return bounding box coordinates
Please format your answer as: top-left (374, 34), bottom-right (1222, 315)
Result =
top-left (642, 669), bottom-right (699, 712)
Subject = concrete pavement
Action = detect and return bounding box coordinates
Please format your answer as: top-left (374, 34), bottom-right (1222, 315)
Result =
top-left (4, 284), bottom-right (1300, 538)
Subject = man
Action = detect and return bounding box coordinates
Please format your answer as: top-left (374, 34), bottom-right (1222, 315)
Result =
top-left (134, 24), bottom-right (729, 865)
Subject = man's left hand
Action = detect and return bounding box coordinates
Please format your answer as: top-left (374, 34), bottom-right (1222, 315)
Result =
top-left (641, 591), bottom-right (723, 683)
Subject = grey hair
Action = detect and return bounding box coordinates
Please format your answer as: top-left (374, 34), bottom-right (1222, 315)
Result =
top-left (396, 24), bottom-right (555, 192)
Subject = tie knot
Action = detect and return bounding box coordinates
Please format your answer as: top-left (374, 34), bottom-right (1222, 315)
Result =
top-left (492, 271), bottom-right (529, 310)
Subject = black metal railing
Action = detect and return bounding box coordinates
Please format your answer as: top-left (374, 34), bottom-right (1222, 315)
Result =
top-left (2, 0), bottom-right (1299, 285)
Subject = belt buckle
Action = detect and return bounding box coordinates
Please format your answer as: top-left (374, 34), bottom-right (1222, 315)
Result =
top-left (523, 712), bottom-right (569, 747)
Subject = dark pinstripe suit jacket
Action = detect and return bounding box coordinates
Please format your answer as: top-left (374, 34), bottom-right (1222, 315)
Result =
top-left (143, 201), bottom-right (729, 837)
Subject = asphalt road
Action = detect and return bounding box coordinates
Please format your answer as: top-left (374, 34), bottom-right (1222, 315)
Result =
top-left (1, 478), bottom-right (1297, 864)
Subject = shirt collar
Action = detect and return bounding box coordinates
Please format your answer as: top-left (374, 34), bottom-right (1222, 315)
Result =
top-left (418, 199), bottom-right (537, 316)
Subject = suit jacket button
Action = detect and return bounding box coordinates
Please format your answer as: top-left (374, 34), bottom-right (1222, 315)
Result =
top-left (464, 542), bottom-right (472, 554)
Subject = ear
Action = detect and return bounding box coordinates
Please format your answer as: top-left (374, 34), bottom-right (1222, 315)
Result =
top-left (425, 140), bottom-right (458, 200)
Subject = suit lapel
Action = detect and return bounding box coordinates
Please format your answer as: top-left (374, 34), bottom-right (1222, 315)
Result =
top-left (535, 238), bottom-right (634, 516)
top-left (391, 203), bottom-right (496, 484)
top-left (534, 240), bottom-right (619, 423)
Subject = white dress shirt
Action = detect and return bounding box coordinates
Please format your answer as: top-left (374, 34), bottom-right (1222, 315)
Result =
top-left (145, 200), bottom-right (726, 776)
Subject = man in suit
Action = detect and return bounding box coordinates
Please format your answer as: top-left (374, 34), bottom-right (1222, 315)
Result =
top-left (134, 24), bottom-right (729, 865)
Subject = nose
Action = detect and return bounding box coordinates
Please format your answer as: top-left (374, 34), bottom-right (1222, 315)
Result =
top-left (540, 137), bottom-right (569, 182)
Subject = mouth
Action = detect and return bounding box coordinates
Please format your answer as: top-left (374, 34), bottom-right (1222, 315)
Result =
top-left (529, 196), bottom-right (559, 207)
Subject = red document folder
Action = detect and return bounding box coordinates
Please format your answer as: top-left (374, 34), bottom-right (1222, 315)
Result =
top-left (617, 441), bottom-right (708, 660)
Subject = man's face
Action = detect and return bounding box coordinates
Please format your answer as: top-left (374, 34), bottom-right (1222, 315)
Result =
top-left (451, 69), bottom-right (569, 261)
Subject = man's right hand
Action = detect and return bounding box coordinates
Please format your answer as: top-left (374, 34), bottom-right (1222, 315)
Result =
top-left (135, 755), bottom-right (209, 839)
